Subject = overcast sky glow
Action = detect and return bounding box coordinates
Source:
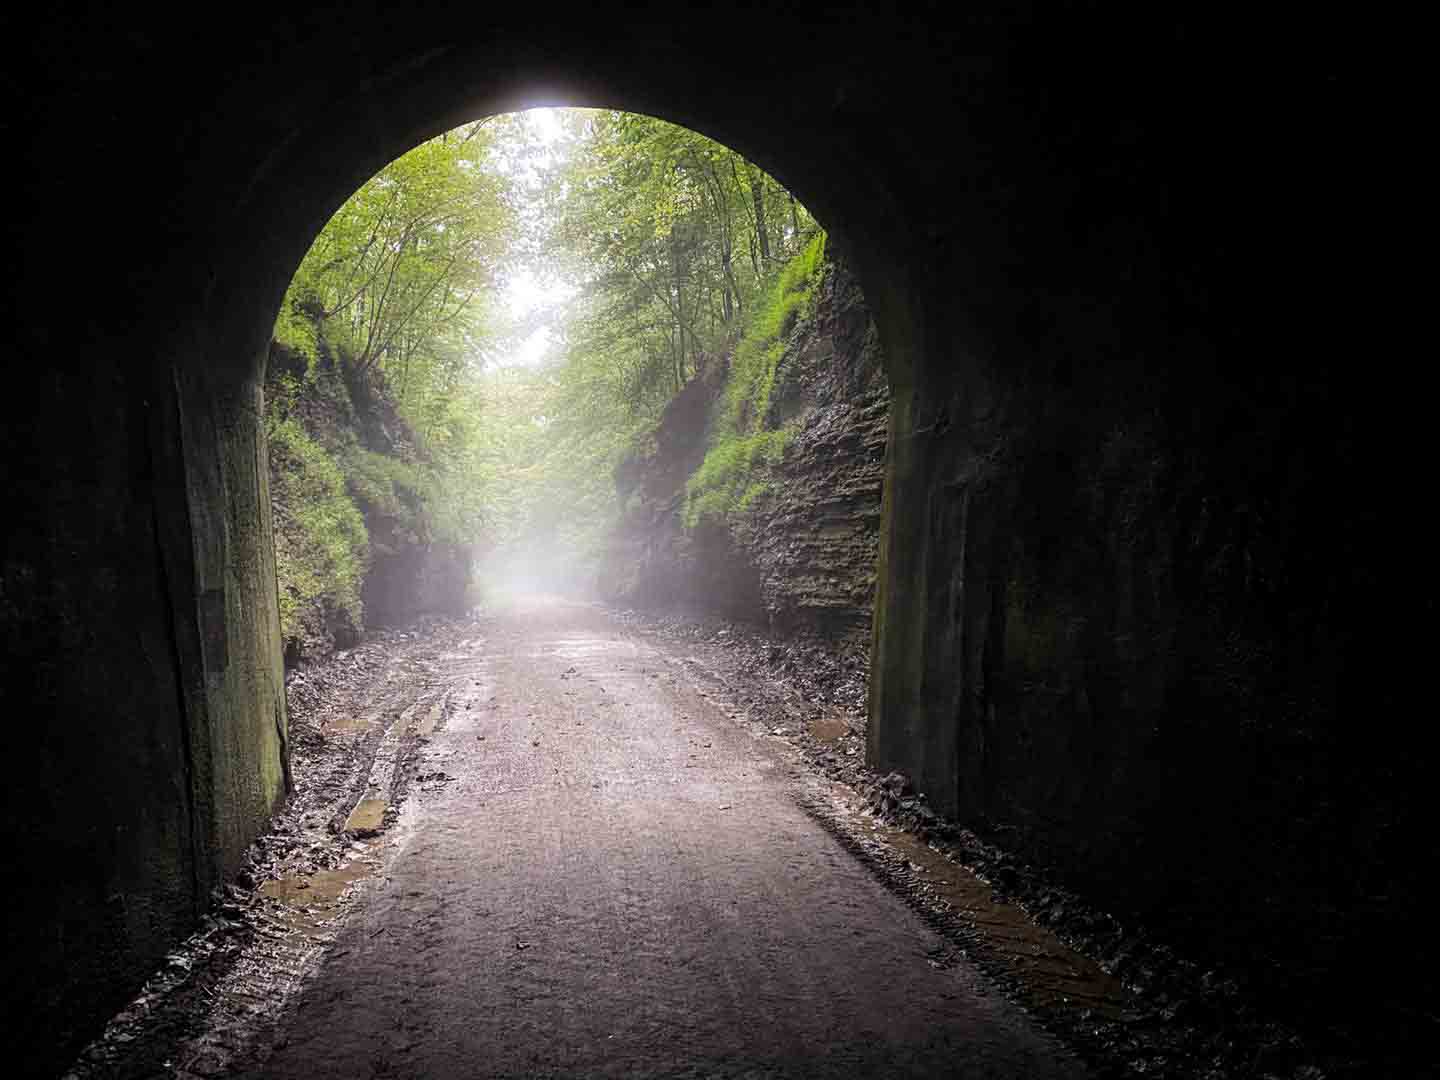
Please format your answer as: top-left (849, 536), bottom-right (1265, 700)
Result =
top-left (497, 108), bottom-right (577, 369)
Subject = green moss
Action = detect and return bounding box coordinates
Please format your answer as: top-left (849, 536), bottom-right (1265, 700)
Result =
top-left (683, 235), bottom-right (825, 528)
top-left (716, 234), bottom-right (826, 437)
top-left (265, 415), bottom-right (368, 641)
top-left (682, 428), bottom-right (791, 527)
top-left (343, 448), bottom-right (422, 522)
top-left (272, 299), bottom-right (320, 375)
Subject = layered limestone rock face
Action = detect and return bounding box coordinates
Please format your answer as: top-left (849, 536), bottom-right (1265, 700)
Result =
top-left (603, 259), bottom-right (887, 651)
top-left (743, 262), bottom-right (888, 644)
top-left (362, 542), bottom-right (472, 626)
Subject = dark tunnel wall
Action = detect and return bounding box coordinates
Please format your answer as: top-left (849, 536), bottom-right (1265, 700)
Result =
top-left (1, 3), bottom-right (1397, 1070)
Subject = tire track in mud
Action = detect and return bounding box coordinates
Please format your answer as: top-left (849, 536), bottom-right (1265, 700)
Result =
top-left (62, 619), bottom-right (487, 1080)
top-left (69, 609), bottom-right (1104, 1078)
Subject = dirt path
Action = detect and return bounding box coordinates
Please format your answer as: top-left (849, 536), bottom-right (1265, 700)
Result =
top-left (62, 598), bottom-right (1377, 1079)
top-left (220, 596), bottom-right (1076, 1078)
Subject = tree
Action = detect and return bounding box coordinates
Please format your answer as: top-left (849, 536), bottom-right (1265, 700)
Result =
top-left (542, 111), bottom-right (818, 409)
top-left (279, 126), bottom-right (511, 397)
top-left (472, 110), bottom-right (824, 586)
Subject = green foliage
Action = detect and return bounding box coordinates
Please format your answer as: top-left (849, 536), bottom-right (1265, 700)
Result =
top-left (265, 415), bottom-right (368, 641)
top-left (717, 232), bottom-right (825, 435)
top-left (682, 429), bottom-right (792, 528)
top-left (266, 107), bottom-right (823, 615)
top-left (545, 110), bottom-right (822, 424)
top-left (469, 360), bottom-right (647, 587)
top-left (265, 124), bottom-right (523, 648)
top-left (279, 126), bottom-right (511, 383)
top-left (273, 306), bottom-right (320, 372)
top-left (342, 448), bottom-right (422, 532)
top-left (470, 110), bottom-right (825, 578)
top-left (682, 235), bottom-right (827, 528)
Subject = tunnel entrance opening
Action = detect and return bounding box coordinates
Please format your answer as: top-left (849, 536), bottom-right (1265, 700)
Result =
top-left (248, 108), bottom-right (893, 948)
top-left (261, 106), bottom-right (883, 672)
top-left (6, 8), bottom-right (1404, 1074)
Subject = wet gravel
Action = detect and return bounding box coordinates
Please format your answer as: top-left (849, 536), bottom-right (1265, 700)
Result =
top-left (61, 605), bottom-right (1406, 1078)
top-left (612, 608), bottom-right (1395, 1079)
top-left (61, 618), bottom-right (474, 1079)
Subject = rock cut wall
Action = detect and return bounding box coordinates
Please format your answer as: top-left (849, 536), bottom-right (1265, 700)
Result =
top-left (603, 258), bottom-right (887, 650)
top-left (742, 260), bottom-right (888, 644)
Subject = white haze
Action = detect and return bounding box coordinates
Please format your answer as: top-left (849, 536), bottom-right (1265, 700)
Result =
top-left (493, 108), bottom-right (579, 370)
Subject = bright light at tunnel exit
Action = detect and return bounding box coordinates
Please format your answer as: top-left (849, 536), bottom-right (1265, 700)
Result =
top-left (497, 107), bottom-right (576, 367)
top-left (524, 106), bottom-right (566, 145)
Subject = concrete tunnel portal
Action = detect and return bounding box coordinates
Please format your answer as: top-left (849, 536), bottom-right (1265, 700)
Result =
top-left (1, 5), bottom-right (1399, 1073)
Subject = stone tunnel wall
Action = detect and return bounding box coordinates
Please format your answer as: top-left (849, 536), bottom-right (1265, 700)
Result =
top-left (1, 342), bottom-right (288, 1073)
top-left (863, 56), bottom-right (1406, 1034)
top-left (874, 332), bottom-right (1369, 1002)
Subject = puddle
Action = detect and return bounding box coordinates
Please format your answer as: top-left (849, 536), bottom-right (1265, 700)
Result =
top-left (808, 715), bottom-right (854, 744)
top-left (409, 695), bottom-right (444, 736)
top-left (257, 842), bottom-right (382, 936)
top-left (336, 687), bottom-right (447, 834)
top-left (834, 790), bottom-right (1129, 1018)
top-left (344, 795), bottom-right (386, 833)
top-left (328, 709), bottom-right (384, 737)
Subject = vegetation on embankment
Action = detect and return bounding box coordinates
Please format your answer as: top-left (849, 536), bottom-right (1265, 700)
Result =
top-left (263, 108), bottom-right (833, 653)
top-left (264, 359), bottom-right (368, 650)
top-left (602, 249), bottom-right (889, 640)
top-left (472, 110), bottom-right (826, 592)
top-left (265, 123), bottom-right (514, 661)
top-left (681, 233), bottom-right (826, 528)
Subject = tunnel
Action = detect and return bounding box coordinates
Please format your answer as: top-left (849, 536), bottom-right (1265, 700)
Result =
top-left (1, 4), bottom-right (1401, 1073)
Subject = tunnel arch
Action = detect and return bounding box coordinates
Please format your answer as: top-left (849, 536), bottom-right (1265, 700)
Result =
top-left (205, 51), bottom-right (921, 417)
top-left (5, 6), bottom-right (1382, 1072)
top-left (251, 91), bottom-right (896, 408)
top-left (11, 14), bottom-right (970, 1065)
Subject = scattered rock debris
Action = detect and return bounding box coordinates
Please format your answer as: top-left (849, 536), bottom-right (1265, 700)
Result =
top-left (62, 615), bottom-right (479, 1079)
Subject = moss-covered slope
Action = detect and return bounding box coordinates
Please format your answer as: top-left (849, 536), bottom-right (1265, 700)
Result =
top-left (603, 245), bottom-right (888, 646)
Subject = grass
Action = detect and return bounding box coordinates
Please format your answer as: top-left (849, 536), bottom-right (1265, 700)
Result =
top-left (265, 414), bottom-right (368, 641)
top-left (682, 233), bottom-right (826, 528)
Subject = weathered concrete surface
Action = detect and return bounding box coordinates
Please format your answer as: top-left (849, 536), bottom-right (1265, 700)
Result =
top-left (1, 363), bottom-right (205, 1066)
top-left (1, 337), bottom-right (289, 1073)
top-left (254, 598), bottom-right (1085, 1079)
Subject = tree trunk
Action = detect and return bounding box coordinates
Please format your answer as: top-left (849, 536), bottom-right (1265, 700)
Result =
top-left (669, 227), bottom-right (689, 386)
top-left (721, 251), bottom-right (734, 322)
top-left (749, 164), bottom-right (771, 266)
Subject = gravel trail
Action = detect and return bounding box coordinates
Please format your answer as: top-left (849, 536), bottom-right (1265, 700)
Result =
top-left (245, 596), bottom-right (1083, 1078)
